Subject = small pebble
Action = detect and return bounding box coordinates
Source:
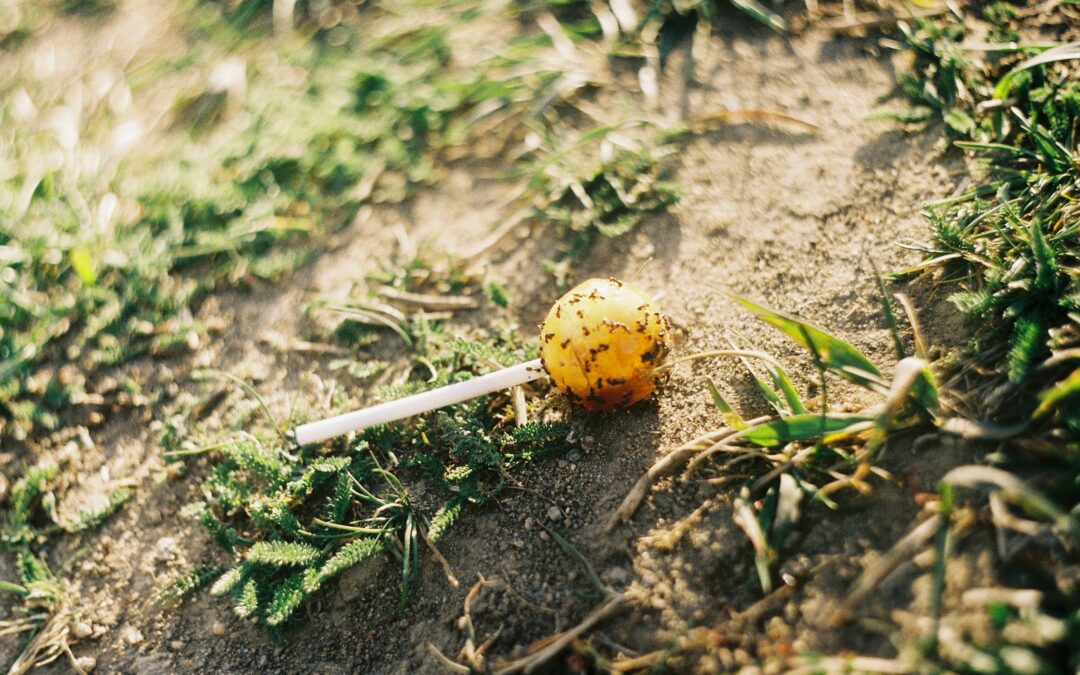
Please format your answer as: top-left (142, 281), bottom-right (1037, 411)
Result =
top-left (511, 539), bottom-right (525, 549)
top-left (211, 621), bottom-right (227, 637)
top-left (566, 449), bottom-right (582, 462)
top-left (603, 567), bottom-right (631, 585)
top-left (73, 622), bottom-right (93, 639)
top-left (154, 537), bottom-right (178, 561)
top-left (121, 625), bottom-right (143, 645)
top-left (75, 655), bottom-right (96, 672)
top-left (546, 506), bottom-right (562, 521)
top-left (170, 640), bottom-right (184, 651)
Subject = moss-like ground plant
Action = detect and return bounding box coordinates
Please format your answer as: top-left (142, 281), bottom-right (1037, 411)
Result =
top-left (169, 305), bottom-right (571, 628)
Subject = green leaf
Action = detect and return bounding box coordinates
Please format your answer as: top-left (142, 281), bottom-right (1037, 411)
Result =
top-left (69, 246), bottom-right (98, 286)
top-left (994, 42), bottom-right (1080, 99)
top-left (210, 566), bottom-right (246, 597)
top-left (740, 356), bottom-right (787, 415)
top-left (427, 500), bottom-right (462, 544)
top-left (910, 365), bottom-right (940, 413)
top-left (764, 360), bottom-right (806, 415)
top-left (308, 457), bottom-right (351, 473)
top-left (730, 294), bottom-right (886, 392)
top-left (871, 260), bottom-right (907, 360)
top-left (727, 0), bottom-right (786, 31)
top-left (866, 106), bottom-right (936, 124)
top-left (265, 573), bottom-right (306, 626)
top-left (62, 487), bottom-right (130, 533)
top-left (1007, 315), bottom-right (1045, 382)
top-left (704, 378), bottom-right (746, 430)
top-left (483, 280), bottom-right (509, 308)
top-left (736, 414), bottom-right (875, 448)
top-left (4, 460), bottom-right (59, 545)
top-left (154, 566), bottom-right (224, 606)
top-left (306, 537), bottom-right (381, 593)
top-left (1029, 220), bottom-right (1058, 294)
top-left (950, 289), bottom-right (995, 316)
top-left (0, 580), bottom-right (29, 596)
top-left (944, 108), bottom-right (976, 136)
top-left (245, 541), bottom-right (321, 567)
top-left (234, 577), bottom-right (260, 618)
top-left (1033, 367), bottom-right (1080, 419)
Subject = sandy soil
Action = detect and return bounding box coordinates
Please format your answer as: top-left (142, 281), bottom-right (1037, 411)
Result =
top-left (2, 8), bottom-right (1006, 675)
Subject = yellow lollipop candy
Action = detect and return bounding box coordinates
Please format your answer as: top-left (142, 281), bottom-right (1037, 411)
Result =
top-left (539, 278), bottom-right (671, 411)
top-left (291, 277), bottom-right (670, 444)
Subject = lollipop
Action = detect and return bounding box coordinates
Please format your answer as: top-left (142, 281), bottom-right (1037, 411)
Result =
top-left (290, 278), bottom-right (670, 446)
top-left (539, 278), bottom-right (669, 411)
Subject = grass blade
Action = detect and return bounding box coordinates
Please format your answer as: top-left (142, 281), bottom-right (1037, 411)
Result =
top-left (729, 293), bottom-right (887, 393)
top-left (727, 0), bottom-right (786, 32)
top-left (704, 377), bottom-right (747, 430)
top-left (736, 413), bottom-right (874, 448)
top-left (994, 42), bottom-right (1080, 98)
top-left (1032, 367), bottom-right (1080, 419)
top-left (870, 258), bottom-right (907, 360)
top-left (733, 496), bottom-right (773, 594)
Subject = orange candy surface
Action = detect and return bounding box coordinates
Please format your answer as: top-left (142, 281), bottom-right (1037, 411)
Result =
top-left (539, 278), bottom-right (670, 411)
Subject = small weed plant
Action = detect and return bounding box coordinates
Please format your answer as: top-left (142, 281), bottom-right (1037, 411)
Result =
top-left (165, 258), bottom-right (571, 628)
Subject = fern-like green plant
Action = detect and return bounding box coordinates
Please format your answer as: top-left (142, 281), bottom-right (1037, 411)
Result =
top-left (170, 273), bottom-right (571, 630)
top-left (62, 487), bottom-right (130, 533)
top-left (1008, 315), bottom-right (1047, 383)
top-left (3, 461), bottom-right (58, 545)
top-left (266, 573), bottom-right (308, 627)
top-left (246, 541), bottom-right (322, 567)
top-left (306, 537), bottom-right (382, 593)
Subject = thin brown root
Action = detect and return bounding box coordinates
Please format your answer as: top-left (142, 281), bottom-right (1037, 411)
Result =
top-left (458, 201), bottom-right (532, 261)
top-left (8, 613), bottom-right (70, 675)
top-left (62, 641), bottom-right (89, 675)
top-left (493, 593), bottom-right (629, 675)
top-left (894, 293), bottom-right (927, 360)
top-left (608, 649), bottom-right (667, 672)
top-left (818, 6), bottom-right (948, 34)
top-left (606, 417), bottom-right (770, 532)
top-left (419, 523), bottom-right (460, 589)
top-left (785, 655), bottom-right (914, 674)
top-left (686, 109), bottom-right (819, 134)
top-left (639, 498), bottom-right (714, 551)
top-left (377, 285), bottom-right (479, 311)
top-left (426, 642), bottom-right (471, 674)
top-left (685, 440), bottom-right (767, 476)
top-left (829, 513), bottom-right (945, 627)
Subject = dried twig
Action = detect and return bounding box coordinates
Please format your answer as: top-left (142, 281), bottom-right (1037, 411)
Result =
top-left (426, 642), bottom-right (471, 673)
top-left (608, 649), bottom-right (667, 672)
top-left (493, 593), bottom-right (629, 675)
top-left (820, 6), bottom-right (948, 34)
top-left (606, 417), bottom-right (770, 531)
top-left (829, 514), bottom-right (945, 627)
top-left (512, 385), bottom-right (527, 428)
top-left (419, 523), bottom-right (460, 589)
top-left (377, 286), bottom-right (479, 311)
top-left (894, 293), bottom-right (927, 360)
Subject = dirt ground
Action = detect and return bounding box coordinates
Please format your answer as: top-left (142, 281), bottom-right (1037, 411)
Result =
top-left (3, 7), bottom-right (1017, 675)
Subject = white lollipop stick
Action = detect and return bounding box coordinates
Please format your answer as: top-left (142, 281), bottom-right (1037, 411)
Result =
top-left (290, 359), bottom-right (546, 446)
